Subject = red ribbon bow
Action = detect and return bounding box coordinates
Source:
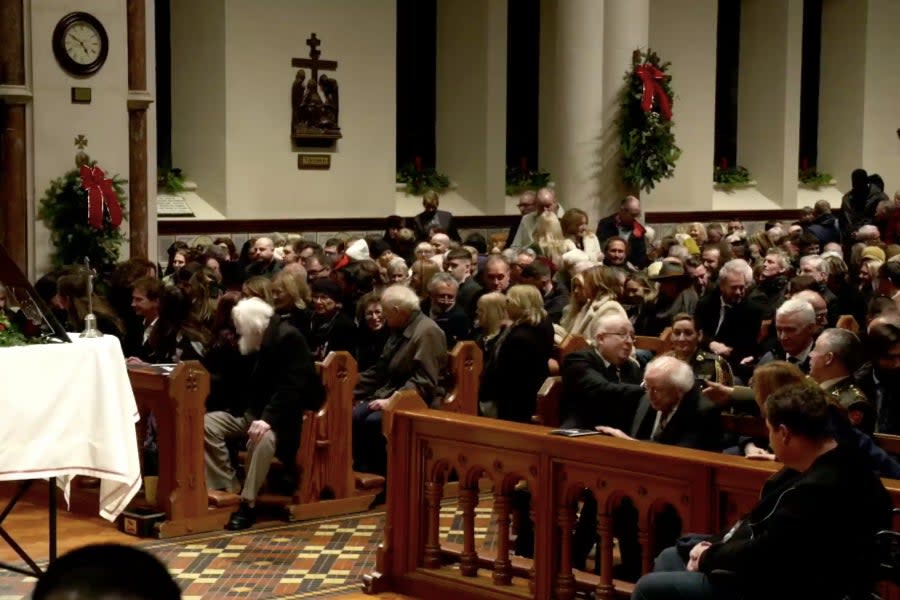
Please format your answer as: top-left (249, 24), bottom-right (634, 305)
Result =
top-left (634, 63), bottom-right (673, 121)
top-left (79, 165), bottom-right (123, 230)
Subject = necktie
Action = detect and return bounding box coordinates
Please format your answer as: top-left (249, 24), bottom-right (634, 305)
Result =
top-left (609, 366), bottom-right (621, 383)
top-left (715, 304), bottom-right (730, 337)
top-left (652, 412), bottom-right (671, 441)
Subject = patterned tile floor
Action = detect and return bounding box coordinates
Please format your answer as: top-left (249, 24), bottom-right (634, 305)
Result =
top-left (0, 499), bottom-right (498, 599)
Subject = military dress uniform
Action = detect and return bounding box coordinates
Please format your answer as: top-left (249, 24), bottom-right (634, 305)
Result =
top-left (669, 350), bottom-right (734, 386)
top-left (824, 377), bottom-right (876, 434)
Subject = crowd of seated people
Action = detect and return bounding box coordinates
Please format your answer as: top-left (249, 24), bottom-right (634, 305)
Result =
top-left (9, 172), bottom-right (900, 553)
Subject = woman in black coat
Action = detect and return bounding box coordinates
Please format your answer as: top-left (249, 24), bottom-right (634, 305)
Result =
top-left (480, 284), bottom-right (555, 424)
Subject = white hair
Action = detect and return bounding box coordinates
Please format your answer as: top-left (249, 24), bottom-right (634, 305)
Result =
top-left (645, 356), bottom-right (694, 393)
top-left (595, 312), bottom-right (631, 335)
top-left (799, 254), bottom-right (825, 275)
top-left (718, 258), bottom-right (753, 285)
top-left (232, 297), bottom-right (274, 355)
top-left (857, 225), bottom-right (881, 241)
top-left (776, 298), bottom-right (816, 325)
top-left (381, 284), bottom-right (421, 313)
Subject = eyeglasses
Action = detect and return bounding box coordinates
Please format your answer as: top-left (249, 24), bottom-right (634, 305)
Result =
top-left (602, 332), bottom-right (635, 340)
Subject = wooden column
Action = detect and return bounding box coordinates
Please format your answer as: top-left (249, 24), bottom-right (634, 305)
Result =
top-left (127, 0), bottom-right (152, 259)
top-left (0, 0), bottom-right (28, 273)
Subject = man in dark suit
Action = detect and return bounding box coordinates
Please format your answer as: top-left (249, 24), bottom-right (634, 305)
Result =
top-left (694, 258), bottom-right (769, 379)
top-left (561, 313), bottom-right (644, 431)
top-left (590, 356), bottom-right (722, 579)
top-left (204, 297), bottom-right (323, 530)
top-left (756, 298), bottom-right (817, 373)
top-left (596, 195), bottom-right (648, 268)
top-left (412, 190), bottom-right (460, 242)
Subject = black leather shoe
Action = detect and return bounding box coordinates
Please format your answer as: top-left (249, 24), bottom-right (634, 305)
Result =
top-left (225, 502), bottom-right (256, 531)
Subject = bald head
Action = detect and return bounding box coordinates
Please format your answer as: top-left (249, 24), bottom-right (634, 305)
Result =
top-left (536, 187), bottom-right (558, 213)
top-left (253, 237), bottom-right (275, 262)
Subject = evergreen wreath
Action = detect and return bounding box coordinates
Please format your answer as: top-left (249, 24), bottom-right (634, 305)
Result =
top-left (38, 159), bottom-right (128, 272)
top-left (619, 49), bottom-right (681, 193)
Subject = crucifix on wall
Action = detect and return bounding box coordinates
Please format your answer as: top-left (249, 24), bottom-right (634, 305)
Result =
top-left (291, 33), bottom-right (341, 146)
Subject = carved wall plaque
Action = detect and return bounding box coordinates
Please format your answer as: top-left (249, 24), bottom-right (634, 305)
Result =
top-left (291, 33), bottom-right (341, 146)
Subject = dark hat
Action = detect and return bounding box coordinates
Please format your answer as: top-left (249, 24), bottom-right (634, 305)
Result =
top-left (367, 237), bottom-right (392, 259)
top-left (310, 278), bottom-right (342, 302)
top-left (649, 261), bottom-right (689, 281)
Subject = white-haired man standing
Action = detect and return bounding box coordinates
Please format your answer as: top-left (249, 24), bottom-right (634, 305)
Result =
top-left (205, 297), bottom-right (322, 530)
top-left (694, 258), bottom-right (769, 377)
top-left (352, 285), bottom-right (447, 476)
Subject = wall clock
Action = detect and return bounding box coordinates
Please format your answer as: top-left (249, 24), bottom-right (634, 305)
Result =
top-left (52, 12), bottom-right (109, 76)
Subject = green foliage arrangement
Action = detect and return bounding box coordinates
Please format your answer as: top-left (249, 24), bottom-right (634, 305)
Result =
top-left (620, 49), bottom-right (681, 193)
top-left (713, 161), bottom-right (753, 186)
top-left (396, 161), bottom-right (451, 196)
top-left (799, 167), bottom-right (834, 186)
top-left (159, 167), bottom-right (186, 193)
top-left (505, 165), bottom-right (551, 196)
top-left (0, 311), bottom-right (47, 347)
top-left (38, 162), bottom-right (128, 272)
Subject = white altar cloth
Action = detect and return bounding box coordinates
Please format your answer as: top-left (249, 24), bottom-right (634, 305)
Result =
top-left (0, 335), bottom-right (141, 520)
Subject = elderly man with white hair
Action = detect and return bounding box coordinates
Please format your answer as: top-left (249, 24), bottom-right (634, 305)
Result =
top-left (798, 254), bottom-right (840, 324)
top-left (352, 284), bottom-right (447, 476)
top-left (694, 258), bottom-right (769, 377)
top-left (757, 298), bottom-right (817, 373)
top-left (205, 297), bottom-right (322, 530)
top-left (579, 355), bottom-right (723, 579)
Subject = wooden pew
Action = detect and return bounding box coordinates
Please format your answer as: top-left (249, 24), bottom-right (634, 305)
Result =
top-left (533, 334), bottom-right (589, 427)
top-left (366, 408), bottom-right (900, 600)
top-left (440, 341), bottom-right (483, 416)
top-left (128, 361), bottom-right (230, 537)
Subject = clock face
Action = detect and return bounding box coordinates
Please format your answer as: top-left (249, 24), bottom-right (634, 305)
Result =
top-left (63, 21), bottom-right (102, 65)
top-left (52, 12), bottom-right (108, 76)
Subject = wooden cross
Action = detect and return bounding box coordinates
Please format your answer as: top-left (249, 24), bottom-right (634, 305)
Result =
top-left (291, 33), bottom-right (337, 81)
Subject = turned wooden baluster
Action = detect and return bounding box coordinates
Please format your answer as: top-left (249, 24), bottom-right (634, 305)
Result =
top-left (492, 492), bottom-right (512, 585)
top-left (459, 485), bottom-right (479, 576)
top-left (555, 502), bottom-right (577, 600)
top-left (639, 522), bottom-right (652, 576)
top-left (424, 480), bottom-right (444, 568)
top-left (528, 500), bottom-right (537, 595)
top-left (595, 513), bottom-right (616, 600)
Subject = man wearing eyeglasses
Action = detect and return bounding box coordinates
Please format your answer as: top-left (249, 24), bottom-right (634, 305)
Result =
top-left (562, 313), bottom-right (644, 432)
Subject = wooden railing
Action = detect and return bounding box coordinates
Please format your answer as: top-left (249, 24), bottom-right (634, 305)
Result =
top-left (365, 408), bottom-right (900, 600)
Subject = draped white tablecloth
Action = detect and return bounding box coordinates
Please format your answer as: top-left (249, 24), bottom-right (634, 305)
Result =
top-left (0, 334), bottom-right (141, 521)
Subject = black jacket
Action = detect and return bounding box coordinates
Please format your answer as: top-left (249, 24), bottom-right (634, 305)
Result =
top-left (596, 215), bottom-right (648, 268)
top-left (247, 315), bottom-right (323, 467)
top-left (561, 349), bottom-right (644, 431)
top-left (629, 383), bottom-right (722, 451)
top-left (699, 444), bottom-right (892, 600)
top-left (412, 209), bottom-right (460, 242)
top-left (481, 317), bottom-right (554, 424)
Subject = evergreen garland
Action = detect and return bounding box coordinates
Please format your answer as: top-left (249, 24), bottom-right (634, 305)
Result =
top-left (38, 163), bottom-right (128, 272)
top-left (619, 49), bottom-right (681, 193)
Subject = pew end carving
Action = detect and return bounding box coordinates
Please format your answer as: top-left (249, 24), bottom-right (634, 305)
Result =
top-left (441, 341), bottom-right (482, 416)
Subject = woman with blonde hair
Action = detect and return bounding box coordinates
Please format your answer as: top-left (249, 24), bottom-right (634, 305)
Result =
top-left (409, 259), bottom-right (441, 300)
top-left (479, 285), bottom-right (554, 423)
top-left (474, 292), bottom-right (509, 352)
top-left (560, 208), bottom-right (602, 262)
top-left (530, 212), bottom-right (576, 271)
top-left (559, 265), bottom-right (627, 341)
top-left (271, 269), bottom-right (311, 332)
top-left (241, 276), bottom-right (273, 305)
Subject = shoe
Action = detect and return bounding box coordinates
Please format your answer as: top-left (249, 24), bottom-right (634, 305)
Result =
top-left (225, 502), bottom-right (256, 531)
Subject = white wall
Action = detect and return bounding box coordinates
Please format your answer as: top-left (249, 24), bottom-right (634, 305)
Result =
top-left (818, 0), bottom-right (867, 186)
top-left (737, 0), bottom-right (803, 208)
top-left (436, 0), bottom-right (507, 214)
top-left (30, 1), bottom-right (131, 274)
top-left (171, 0), bottom-right (226, 214)
top-left (862, 0), bottom-right (900, 189)
top-left (646, 0), bottom-right (718, 212)
top-left (172, 0), bottom-right (396, 219)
